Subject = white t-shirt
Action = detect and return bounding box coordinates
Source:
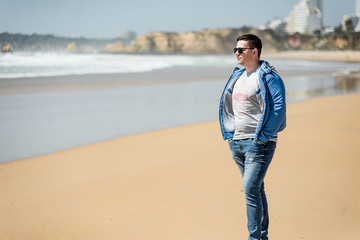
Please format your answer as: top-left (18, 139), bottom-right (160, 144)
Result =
top-left (232, 66), bottom-right (262, 140)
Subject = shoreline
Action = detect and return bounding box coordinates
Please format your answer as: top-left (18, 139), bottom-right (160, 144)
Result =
top-left (1, 93), bottom-right (360, 240)
top-left (1, 55), bottom-right (360, 162)
top-left (263, 50), bottom-right (360, 63)
top-left (2, 50), bottom-right (360, 96)
top-left (0, 66), bottom-right (231, 96)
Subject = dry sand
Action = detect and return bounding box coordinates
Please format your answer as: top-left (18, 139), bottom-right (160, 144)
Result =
top-left (1, 93), bottom-right (360, 240)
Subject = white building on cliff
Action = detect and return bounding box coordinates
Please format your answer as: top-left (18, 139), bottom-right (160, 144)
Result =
top-left (285, 0), bottom-right (323, 34)
top-left (341, 0), bottom-right (360, 32)
top-left (355, 0), bottom-right (360, 31)
top-left (259, 18), bottom-right (287, 34)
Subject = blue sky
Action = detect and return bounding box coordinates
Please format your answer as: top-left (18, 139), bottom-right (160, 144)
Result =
top-left (1, 0), bottom-right (356, 38)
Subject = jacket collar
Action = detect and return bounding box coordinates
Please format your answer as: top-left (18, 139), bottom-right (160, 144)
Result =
top-left (233, 60), bottom-right (276, 75)
top-left (260, 60), bottom-right (277, 74)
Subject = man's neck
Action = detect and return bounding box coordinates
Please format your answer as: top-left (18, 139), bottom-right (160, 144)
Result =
top-left (245, 61), bottom-right (261, 74)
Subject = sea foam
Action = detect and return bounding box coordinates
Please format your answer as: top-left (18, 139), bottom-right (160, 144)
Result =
top-left (0, 52), bottom-right (235, 78)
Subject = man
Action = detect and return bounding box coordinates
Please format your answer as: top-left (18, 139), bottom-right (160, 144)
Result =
top-left (219, 34), bottom-right (286, 240)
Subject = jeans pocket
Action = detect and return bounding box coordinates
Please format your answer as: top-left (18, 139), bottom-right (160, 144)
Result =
top-left (245, 140), bottom-right (266, 163)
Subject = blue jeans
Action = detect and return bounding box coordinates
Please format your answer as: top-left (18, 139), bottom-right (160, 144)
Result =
top-left (229, 139), bottom-right (277, 240)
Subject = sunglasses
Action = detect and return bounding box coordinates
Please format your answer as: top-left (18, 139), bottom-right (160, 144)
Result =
top-left (233, 47), bottom-right (254, 54)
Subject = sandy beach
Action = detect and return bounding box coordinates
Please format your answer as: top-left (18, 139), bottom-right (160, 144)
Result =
top-left (1, 92), bottom-right (360, 240)
top-left (1, 51), bottom-right (360, 239)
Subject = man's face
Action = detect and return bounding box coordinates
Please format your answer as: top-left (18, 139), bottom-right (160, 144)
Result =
top-left (234, 40), bottom-right (254, 67)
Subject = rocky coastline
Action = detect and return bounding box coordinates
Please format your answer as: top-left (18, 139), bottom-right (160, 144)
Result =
top-left (101, 28), bottom-right (283, 54)
top-left (1, 27), bottom-right (360, 54)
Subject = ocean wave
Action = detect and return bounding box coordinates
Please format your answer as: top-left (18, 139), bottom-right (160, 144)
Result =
top-left (1, 52), bottom-right (360, 79)
top-left (0, 52), bottom-right (235, 78)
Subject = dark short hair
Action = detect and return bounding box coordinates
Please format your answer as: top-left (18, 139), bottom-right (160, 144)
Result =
top-left (237, 34), bottom-right (262, 57)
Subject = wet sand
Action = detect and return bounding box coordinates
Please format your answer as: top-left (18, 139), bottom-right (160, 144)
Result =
top-left (1, 93), bottom-right (360, 240)
top-left (2, 50), bottom-right (360, 96)
top-left (0, 66), bottom-right (231, 96)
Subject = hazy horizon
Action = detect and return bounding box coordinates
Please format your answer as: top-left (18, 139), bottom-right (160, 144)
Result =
top-left (1, 0), bottom-right (357, 39)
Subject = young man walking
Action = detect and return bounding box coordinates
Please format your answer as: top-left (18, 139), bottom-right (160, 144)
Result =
top-left (219, 34), bottom-right (286, 240)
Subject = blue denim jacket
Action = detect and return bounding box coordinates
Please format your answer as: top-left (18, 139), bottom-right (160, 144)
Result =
top-left (219, 60), bottom-right (286, 143)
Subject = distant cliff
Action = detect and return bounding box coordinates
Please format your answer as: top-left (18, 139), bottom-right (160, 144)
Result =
top-left (101, 28), bottom-right (360, 54)
top-left (2, 28), bottom-right (359, 54)
top-left (0, 32), bottom-right (136, 52)
top-left (101, 28), bottom-right (284, 54)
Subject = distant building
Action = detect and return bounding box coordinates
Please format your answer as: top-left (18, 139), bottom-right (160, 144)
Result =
top-left (285, 0), bottom-right (323, 34)
top-left (259, 18), bottom-right (287, 34)
top-left (355, 0), bottom-right (360, 31)
top-left (342, 15), bottom-right (358, 32)
top-left (342, 0), bottom-right (360, 32)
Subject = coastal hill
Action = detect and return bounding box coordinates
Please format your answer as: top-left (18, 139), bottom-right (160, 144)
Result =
top-left (0, 32), bottom-right (136, 53)
top-left (101, 28), bottom-right (284, 54)
top-left (1, 27), bottom-right (359, 54)
top-left (101, 27), bottom-right (360, 54)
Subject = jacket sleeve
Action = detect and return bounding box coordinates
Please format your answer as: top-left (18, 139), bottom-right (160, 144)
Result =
top-left (257, 73), bottom-right (286, 142)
